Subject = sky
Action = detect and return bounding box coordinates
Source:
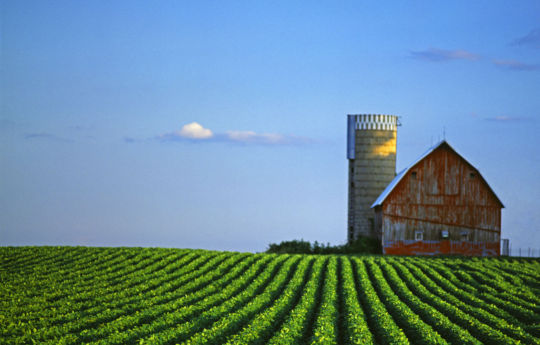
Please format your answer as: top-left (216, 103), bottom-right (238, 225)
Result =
top-left (1, 1), bottom-right (539, 253)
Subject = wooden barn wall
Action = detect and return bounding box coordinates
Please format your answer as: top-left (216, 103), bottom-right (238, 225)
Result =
top-left (382, 145), bottom-right (501, 233)
top-left (379, 144), bottom-right (502, 256)
top-left (381, 217), bottom-right (500, 256)
top-left (381, 216), bottom-right (500, 243)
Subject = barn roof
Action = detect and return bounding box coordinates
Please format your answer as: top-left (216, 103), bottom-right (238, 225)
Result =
top-left (371, 140), bottom-right (504, 208)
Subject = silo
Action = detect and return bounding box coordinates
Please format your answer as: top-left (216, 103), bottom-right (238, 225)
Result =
top-left (347, 114), bottom-right (399, 243)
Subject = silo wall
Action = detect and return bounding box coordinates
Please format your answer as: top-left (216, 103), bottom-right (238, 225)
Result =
top-left (347, 114), bottom-right (398, 242)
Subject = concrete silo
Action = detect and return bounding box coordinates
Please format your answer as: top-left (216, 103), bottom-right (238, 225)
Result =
top-left (347, 114), bottom-right (399, 243)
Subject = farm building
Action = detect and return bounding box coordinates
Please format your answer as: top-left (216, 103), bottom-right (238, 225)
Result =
top-left (372, 140), bottom-right (503, 256)
top-left (347, 114), bottom-right (504, 256)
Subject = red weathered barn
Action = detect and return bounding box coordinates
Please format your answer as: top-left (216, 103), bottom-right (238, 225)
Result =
top-left (371, 140), bottom-right (503, 256)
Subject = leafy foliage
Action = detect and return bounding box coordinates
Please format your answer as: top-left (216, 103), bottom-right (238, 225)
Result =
top-left (266, 236), bottom-right (381, 254)
top-left (1, 247), bottom-right (539, 344)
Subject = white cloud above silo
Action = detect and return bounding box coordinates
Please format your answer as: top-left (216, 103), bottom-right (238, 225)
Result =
top-left (177, 122), bottom-right (214, 139)
top-left (150, 122), bottom-right (314, 146)
top-left (225, 130), bottom-right (290, 144)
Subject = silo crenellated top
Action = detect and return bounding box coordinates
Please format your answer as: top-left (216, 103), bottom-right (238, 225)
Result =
top-left (348, 114), bottom-right (399, 131)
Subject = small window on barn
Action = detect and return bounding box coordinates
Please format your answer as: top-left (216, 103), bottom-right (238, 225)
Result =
top-left (351, 181), bottom-right (355, 188)
top-left (460, 231), bottom-right (469, 242)
top-left (415, 230), bottom-right (423, 241)
top-left (441, 230), bottom-right (449, 239)
top-left (411, 171), bottom-right (417, 179)
top-left (469, 172), bottom-right (476, 179)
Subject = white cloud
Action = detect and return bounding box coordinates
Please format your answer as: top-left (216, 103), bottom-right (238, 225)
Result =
top-left (410, 48), bottom-right (480, 62)
top-left (177, 122), bottom-right (213, 139)
top-left (154, 122), bottom-right (313, 145)
top-left (226, 130), bottom-right (258, 141)
top-left (511, 28), bottom-right (540, 49)
top-left (483, 115), bottom-right (533, 122)
top-left (24, 132), bottom-right (74, 143)
top-left (226, 130), bottom-right (287, 144)
top-left (493, 59), bottom-right (540, 71)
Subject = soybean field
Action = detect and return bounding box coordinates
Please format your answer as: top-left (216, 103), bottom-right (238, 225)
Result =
top-left (1, 247), bottom-right (539, 344)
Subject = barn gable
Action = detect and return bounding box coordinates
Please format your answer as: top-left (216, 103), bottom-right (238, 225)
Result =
top-left (371, 140), bottom-right (504, 256)
top-left (372, 140), bottom-right (504, 209)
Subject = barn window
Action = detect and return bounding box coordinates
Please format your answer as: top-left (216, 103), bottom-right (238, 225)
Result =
top-left (469, 172), bottom-right (476, 179)
top-left (411, 171), bottom-right (417, 179)
top-left (441, 230), bottom-right (449, 239)
top-left (414, 231), bottom-right (424, 241)
top-left (460, 231), bottom-right (469, 242)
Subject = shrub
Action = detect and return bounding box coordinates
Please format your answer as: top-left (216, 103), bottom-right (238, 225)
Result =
top-left (266, 236), bottom-right (381, 254)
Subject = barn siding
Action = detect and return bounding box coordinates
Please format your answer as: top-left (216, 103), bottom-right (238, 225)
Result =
top-left (378, 143), bottom-right (502, 256)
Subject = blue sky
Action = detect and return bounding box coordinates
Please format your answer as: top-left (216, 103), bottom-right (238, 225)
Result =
top-left (1, 1), bottom-right (539, 253)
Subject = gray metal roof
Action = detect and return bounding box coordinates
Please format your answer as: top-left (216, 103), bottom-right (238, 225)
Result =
top-left (371, 140), bottom-right (504, 208)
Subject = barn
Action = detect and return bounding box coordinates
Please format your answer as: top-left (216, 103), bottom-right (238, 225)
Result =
top-left (371, 140), bottom-right (504, 256)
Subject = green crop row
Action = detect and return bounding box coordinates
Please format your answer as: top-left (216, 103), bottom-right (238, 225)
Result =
top-left (378, 259), bottom-right (481, 345)
top-left (365, 259), bottom-right (447, 345)
top-left (266, 256), bottom-right (326, 344)
top-left (395, 260), bottom-right (521, 345)
top-left (339, 257), bottom-right (374, 345)
top-left (99, 254), bottom-right (287, 345)
top-left (405, 259), bottom-right (539, 344)
top-left (223, 256), bottom-right (315, 345)
top-left (309, 256), bottom-right (339, 344)
top-left (350, 257), bottom-right (409, 345)
top-left (179, 256), bottom-right (301, 345)
top-left (53, 251), bottom-right (226, 342)
top-left (2, 251), bottom-right (217, 344)
top-left (2, 247), bottom-right (539, 345)
top-left (77, 253), bottom-right (263, 344)
top-left (447, 259), bottom-right (540, 305)
top-left (422, 259), bottom-right (540, 326)
top-left (3, 249), bottom-right (194, 322)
